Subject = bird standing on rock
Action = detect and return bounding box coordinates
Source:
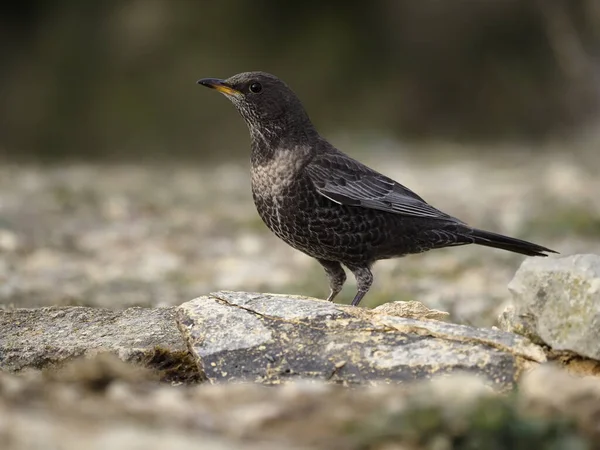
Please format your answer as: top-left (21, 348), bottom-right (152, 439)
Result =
top-left (198, 72), bottom-right (556, 306)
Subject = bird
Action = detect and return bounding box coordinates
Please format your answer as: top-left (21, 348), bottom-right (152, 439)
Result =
top-left (197, 72), bottom-right (557, 307)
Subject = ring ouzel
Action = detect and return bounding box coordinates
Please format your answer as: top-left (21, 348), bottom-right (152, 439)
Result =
top-left (198, 72), bottom-right (556, 306)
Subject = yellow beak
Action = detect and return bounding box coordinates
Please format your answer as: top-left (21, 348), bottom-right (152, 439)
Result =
top-left (197, 78), bottom-right (241, 96)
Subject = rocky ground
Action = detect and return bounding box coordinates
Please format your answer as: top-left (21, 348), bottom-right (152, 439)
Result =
top-left (2, 140), bottom-right (599, 325)
top-left (2, 281), bottom-right (600, 449)
top-left (2, 357), bottom-right (600, 450)
top-left (2, 139), bottom-right (600, 449)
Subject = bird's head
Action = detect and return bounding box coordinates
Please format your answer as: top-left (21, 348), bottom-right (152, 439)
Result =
top-left (198, 72), bottom-right (316, 148)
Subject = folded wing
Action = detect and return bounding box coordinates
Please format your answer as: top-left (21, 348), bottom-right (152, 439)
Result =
top-left (306, 152), bottom-right (458, 221)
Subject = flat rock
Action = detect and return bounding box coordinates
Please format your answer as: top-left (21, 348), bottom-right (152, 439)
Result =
top-left (177, 291), bottom-right (546, 388)
top-left (0, 306), bottom-right (200, 382)
top-left (501, 254), bottom-right (600, 360)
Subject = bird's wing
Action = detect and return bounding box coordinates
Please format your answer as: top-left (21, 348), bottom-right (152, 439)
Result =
top-left (306, 152), bottom-right (456, 220)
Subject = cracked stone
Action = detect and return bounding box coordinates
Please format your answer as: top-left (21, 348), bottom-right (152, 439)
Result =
top-left (177, 291), bottom-right (545, 388)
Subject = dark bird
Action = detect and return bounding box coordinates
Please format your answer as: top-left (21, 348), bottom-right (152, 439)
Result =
top-left (198, 72), bottom-right (557, 306)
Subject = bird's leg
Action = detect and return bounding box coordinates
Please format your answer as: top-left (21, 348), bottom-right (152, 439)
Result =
top-left (348, 265), bottom-right (373, 306)
top-left (317, 259), bottom-right (346, 302)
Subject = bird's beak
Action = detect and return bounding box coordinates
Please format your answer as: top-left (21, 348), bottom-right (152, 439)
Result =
top-left (197, 78), bottom-right (241, 96)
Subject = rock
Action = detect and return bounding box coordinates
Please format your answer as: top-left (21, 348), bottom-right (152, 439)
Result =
top-left (498, 304), bottom-right (545, 345)
top-left (548, 352), bottom-right (600, 377)
top-left (502, 254), bottom-right (600, 360)
top-left (177, 291), bottom-right (546, 388)
top-left (0, 305), bottom-right (201, 382)
top-left (0, 355), bottom-right (595, 450)
top-left (372, 300), bottom-right (449, 321)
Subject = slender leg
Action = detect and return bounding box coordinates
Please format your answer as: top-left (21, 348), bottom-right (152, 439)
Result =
top-left (317, 259), bottom-right (346, 302)
top-left (348, 265), bottom-right (373, 306)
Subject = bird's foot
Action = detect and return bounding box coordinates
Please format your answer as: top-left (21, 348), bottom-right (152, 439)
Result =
top-left (351, 291), bottom-right (367, 306)
top-left (318, 259), bottom-right (346, 303)
top-left (348, 265), bottom-right (373, 307)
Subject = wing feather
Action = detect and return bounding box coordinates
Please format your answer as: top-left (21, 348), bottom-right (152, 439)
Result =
top-left (306, 152), bottom-right (457, 221)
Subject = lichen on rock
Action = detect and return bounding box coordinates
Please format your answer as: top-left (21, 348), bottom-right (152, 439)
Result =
top-left (501, 254), bottom-right (600, 360)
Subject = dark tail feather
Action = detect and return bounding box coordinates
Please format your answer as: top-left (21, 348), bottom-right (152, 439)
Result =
top-left (470, 228), bottom-right (558, 257)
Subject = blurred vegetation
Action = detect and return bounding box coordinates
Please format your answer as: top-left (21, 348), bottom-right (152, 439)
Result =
top-left (1, 0), bottom-right (599, 161)
top-left (349, 394), bottom-right (592, 450)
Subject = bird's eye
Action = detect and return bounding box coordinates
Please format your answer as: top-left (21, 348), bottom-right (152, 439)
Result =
top-left (249, 82), bottom-right (262, 93)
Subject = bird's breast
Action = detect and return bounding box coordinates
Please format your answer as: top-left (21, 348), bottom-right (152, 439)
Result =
top-left (250, 149), bottom-right (318, 242)
top-left (250, 148), bottom-right (307, 199)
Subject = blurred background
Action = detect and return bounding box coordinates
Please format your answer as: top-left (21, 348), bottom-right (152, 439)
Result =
top-left (1, 0), bottom-right (599, 325)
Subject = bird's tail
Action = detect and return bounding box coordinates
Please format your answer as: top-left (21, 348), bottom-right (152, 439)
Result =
top-left (470, 228), bottom-right (557, 257)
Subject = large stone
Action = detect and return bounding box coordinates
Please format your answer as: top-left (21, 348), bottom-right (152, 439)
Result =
top-left (501, 254), bottom-right (600, 360)
top-left (0, 305), bottom-right (200, 382)
top-left (177, 291), bottom-right (545, 389)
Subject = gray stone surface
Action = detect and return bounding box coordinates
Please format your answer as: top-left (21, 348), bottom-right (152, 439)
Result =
top-left (502, 254), bottom-right (600, 359)
top-left (0, 305), bottom-right (200, 381)
top-left (177, 291), bottom-right (545, 388)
